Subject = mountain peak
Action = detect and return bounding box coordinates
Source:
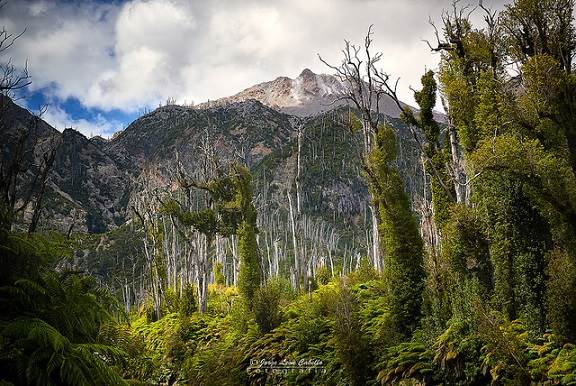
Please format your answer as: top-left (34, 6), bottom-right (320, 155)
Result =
top-left (196, 68), bottom-right (346, 117)
top-left (298, 68), bottom-right (316, 78)
top-left (194, 67), bottom-right (432, 119)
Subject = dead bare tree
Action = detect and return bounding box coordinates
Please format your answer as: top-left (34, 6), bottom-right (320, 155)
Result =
top-left (424, 2), bottom-right (491, 204)
top-left (131, 184), bottom-right (164, 320)
top-left (0, 4), bottom-right (61, 233)
top-left (0, 1), bottom-right (31, 97)
top-left (318, 25), bottom-right (405, 272)
top-left (318, 26), bottom-right (394, 149)
top-left (27, 130), bottom-right (59, 234)
top-left (0, 104), bottom-right (59, 232)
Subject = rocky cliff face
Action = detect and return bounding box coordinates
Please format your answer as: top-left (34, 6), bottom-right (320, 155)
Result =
top-left (51, 128), bottom-right (132, 232)
top-left (1, 96), bottom-right (133, 233)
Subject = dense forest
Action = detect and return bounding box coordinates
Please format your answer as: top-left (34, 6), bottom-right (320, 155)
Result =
top-left (2, 0), bottom-right (576, 385)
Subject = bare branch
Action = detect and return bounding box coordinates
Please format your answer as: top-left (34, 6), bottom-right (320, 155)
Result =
top-left (0, 21), bottom-right (31, 97)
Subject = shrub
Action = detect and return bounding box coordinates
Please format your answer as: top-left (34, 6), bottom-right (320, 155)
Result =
top-left (315, 265), bottom-right (332, 285)
top-left (180, 283), bottom-right (197, 317)
top-left (333, 283), bottom-right (373, 386)
top-left (254, 277), bottom-right (293, 333)
top-left (214, 262), bottom-right (226, 286)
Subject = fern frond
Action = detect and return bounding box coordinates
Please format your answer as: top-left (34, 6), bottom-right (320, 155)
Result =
top-left (3, 318), bottom-right (69, 353)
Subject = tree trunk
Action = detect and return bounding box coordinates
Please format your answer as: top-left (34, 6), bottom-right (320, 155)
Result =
top-left (296, 126), bottom-right (303, 214)
top-left (287, 190), bottom-right (299, 289)
top-left (369, 203), bottom-right (381, 271)
top-left (448, 124), bottom-right (467, 204)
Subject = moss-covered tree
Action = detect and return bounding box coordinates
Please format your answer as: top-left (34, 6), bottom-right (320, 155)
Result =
top-left (434, 0), bottom-right (576, 338)
top-left (164, 163), bottom-right (261, 311)
top-left (365, 124), bottom-right (425, 337)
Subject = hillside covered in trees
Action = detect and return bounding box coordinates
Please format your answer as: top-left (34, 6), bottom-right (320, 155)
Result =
top-left (2, 0), bottom-right (576, 385)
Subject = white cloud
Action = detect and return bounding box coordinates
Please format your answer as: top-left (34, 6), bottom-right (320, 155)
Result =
top-left (82, 0), bottom-right (199, 109)
top-left (37, 104), bottom-right (122, 139)
top-left (27, 1), bottom-right (53, 17)
top-left (2, 1), bottom-right (117, 105)
top-left (2, 0), bottom-right (512, 119)
top-left (116, 0), bottom-right (196, 57)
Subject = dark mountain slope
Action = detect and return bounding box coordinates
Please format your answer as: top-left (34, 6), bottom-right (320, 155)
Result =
top-left (1, 96), bottom-right (132, 233)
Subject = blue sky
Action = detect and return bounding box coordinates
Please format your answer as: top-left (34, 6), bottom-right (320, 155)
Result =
top-left (2, 0), bottom-right (508, 138)
top-left (23, 86), bottom-right (138, 137)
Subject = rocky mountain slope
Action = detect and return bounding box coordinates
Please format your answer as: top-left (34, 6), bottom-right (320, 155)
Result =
top-left (1, 96), bottom-right (133, 233)
top-left (1, 70), bottom-right (425, 270)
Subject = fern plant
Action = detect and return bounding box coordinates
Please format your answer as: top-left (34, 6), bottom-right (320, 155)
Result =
top-left (0, 270), bottom-right (127, 385)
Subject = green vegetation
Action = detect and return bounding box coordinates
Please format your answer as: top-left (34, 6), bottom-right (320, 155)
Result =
top-left (0, 227), bottom-right (128, 385)
top-left (2, 0), bottom-right (576, 384)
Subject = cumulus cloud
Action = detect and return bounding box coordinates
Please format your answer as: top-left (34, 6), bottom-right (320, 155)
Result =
top-left (37, 103), bottom-right (123, 139)
top-left (2, 0), bottom-right (512, 123)
top-left (2, 1), bottom-right (117, 103)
